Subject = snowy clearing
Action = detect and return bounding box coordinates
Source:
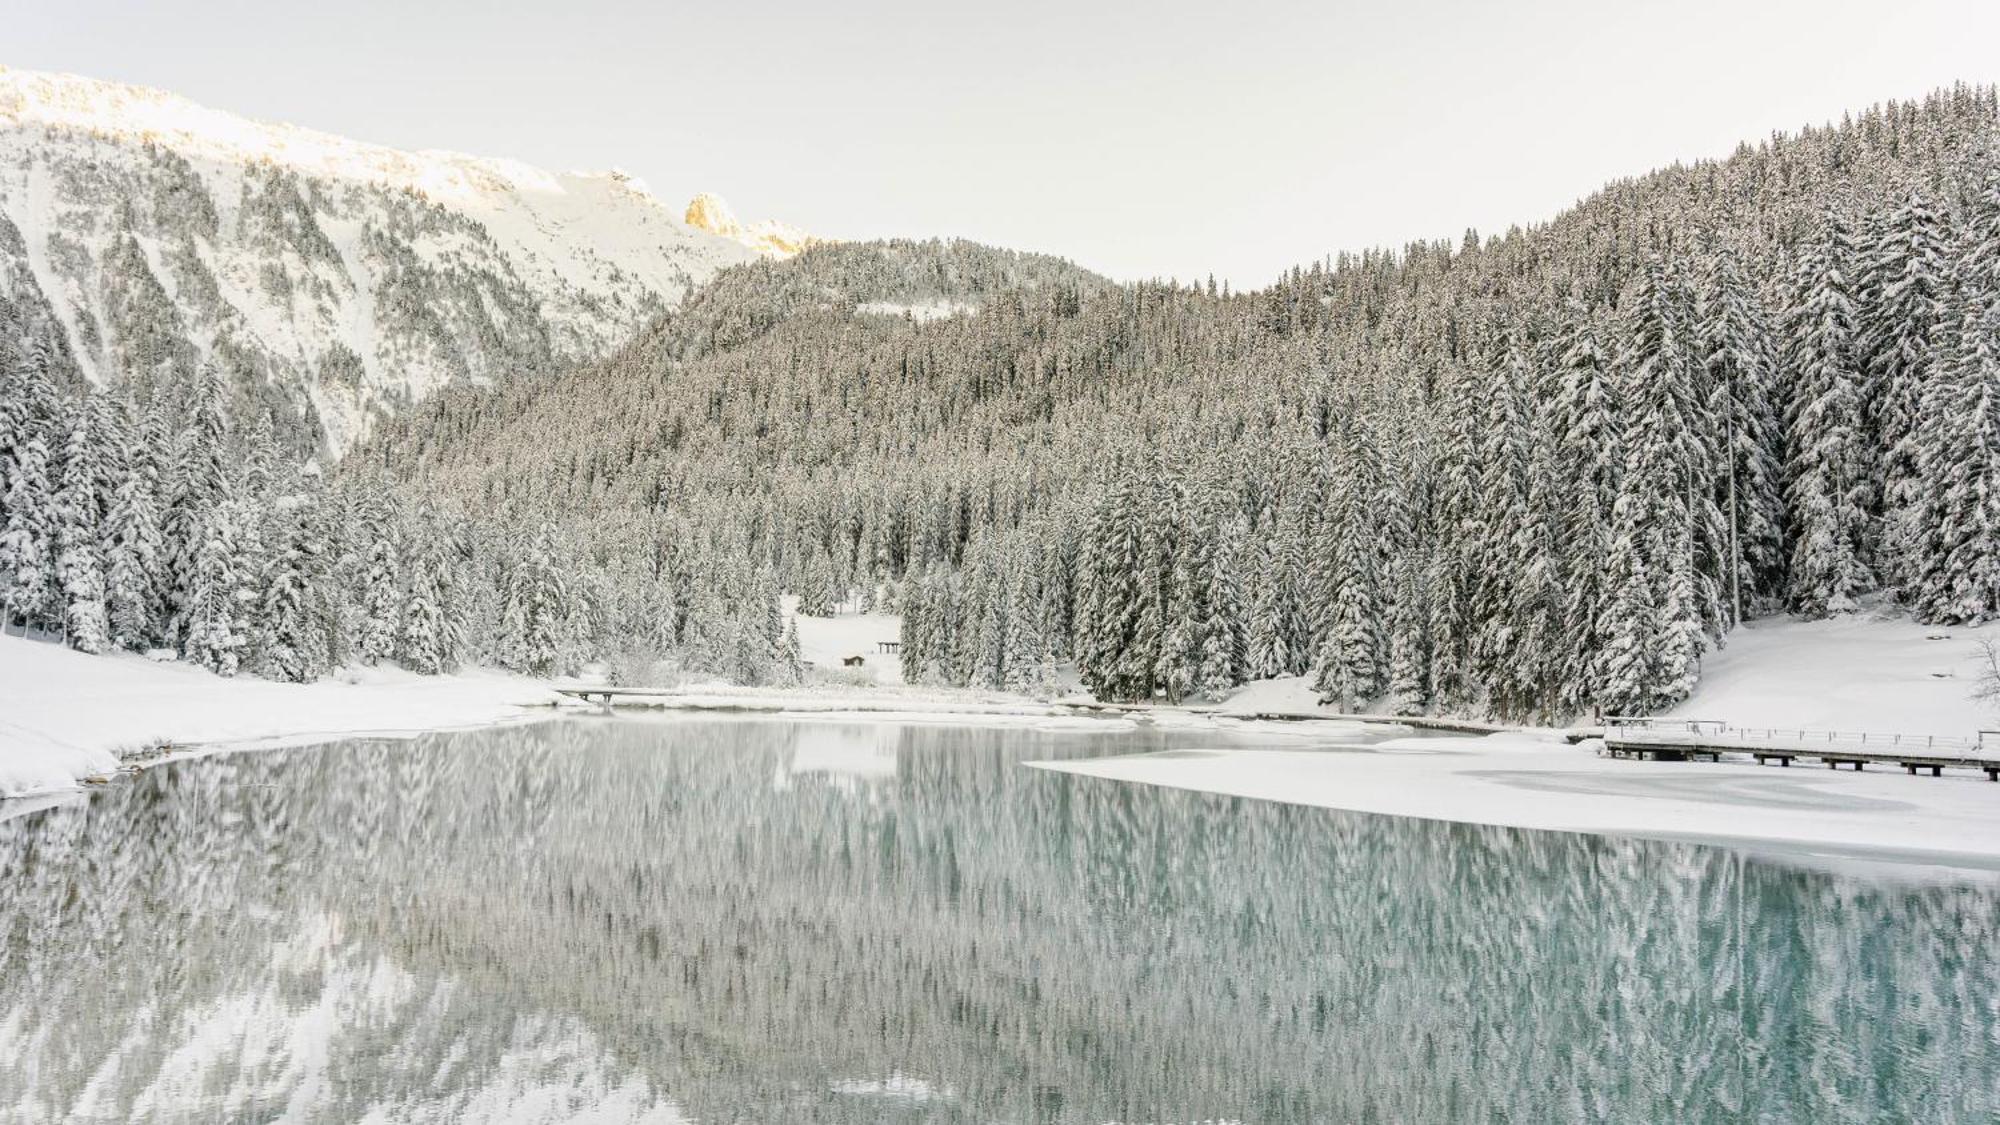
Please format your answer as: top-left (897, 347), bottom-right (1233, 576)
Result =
top-left (789, 600), bottom-right (906, 684)
top-left (1662, 611), bottom-right (2000, 736)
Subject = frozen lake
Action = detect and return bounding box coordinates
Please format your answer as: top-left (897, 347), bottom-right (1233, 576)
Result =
top-left (4, 716), bottom-right (1999, 1122)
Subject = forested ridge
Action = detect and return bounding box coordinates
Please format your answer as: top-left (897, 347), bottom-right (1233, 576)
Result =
top-left (7, 87), bottom-right (2000, 719)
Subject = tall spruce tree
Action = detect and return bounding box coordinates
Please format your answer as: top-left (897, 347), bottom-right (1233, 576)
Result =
top-left (1784, 208), bottom-right (1874, 616)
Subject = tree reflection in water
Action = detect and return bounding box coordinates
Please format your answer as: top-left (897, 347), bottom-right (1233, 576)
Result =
top-left (3, 716), bottom-right (1997, 1123)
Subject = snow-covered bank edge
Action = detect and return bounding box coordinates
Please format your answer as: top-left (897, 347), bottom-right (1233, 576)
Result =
top-left (0, 712), bottom-right (579, 825)
top-left (581, 684), bottom-right (1079, 718)
top-left (1031, 728), bottom-right (2000, 876)
top-left (0, 633), bottom-right (1130, 803)
top-left (0, 632), bottom-right (588, 801)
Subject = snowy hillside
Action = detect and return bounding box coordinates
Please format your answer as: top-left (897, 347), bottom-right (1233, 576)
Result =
top-left (0, 66), bottom-right (812, 455)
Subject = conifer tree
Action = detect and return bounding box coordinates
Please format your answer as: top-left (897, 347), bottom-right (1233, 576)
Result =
top-left (1910, 289), bottom-right (2000, 622)
top-left (1312, 417), bottom-right (1386, 709)
top-left (354, 488), bottom-right (404, 665)
top-left (1861, 190), bottom-right (1953, 590)
top-left (1196, 515), bottom-right (1248, 698)
top-left (398, 506), bottom-right (464, 674)
top-left (0, 428), bottom-right (55, 634)
top-left (165, 367), bottom-right (231, 640)
top-left (1784, 209), bottom-right (1873, 616)
top-left (257, 492), bottom-right (336, 682)
top-left (498, 525), bottom-right (571, 676)
top-left (104, 394), bottom-right (166, 650)
top-left (1616, 258), bottom-right (1711, 702)
top-left (182, 499), bottom-right (250, 676)
top-left (1547, 305), bottom-right (1621, 713)
top-left (1696, 248), bottom-right (1786, 612)
top-left (53, 396), bottom-right (109, 653)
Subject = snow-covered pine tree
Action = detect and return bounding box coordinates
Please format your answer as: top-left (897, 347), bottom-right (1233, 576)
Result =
top-left (1783, 208), bottom-right (1874, 617)
top-left (1503, 400), bottom-right (1566, 721)
top-left (776, 612), bottom-right (803, 685)
top-left (1196, 514), bottom-right (1248, 699)
top-left (1695, 246), bottom-right (1786, 615)
top-left (0, 426), bottom-right (55, 635)
top-left (1385, 547), bottom-right (1431, 716)
top-left (1075, 465), bottom-right (1149, 700)
top-left (1244, 514), bottom-right (1292, 682)
top-left (256, 491), bottom-right (336, 682)
top-left (1609, 257), bottom-right (1708, 709)
top-left (52, 394), bottom-right (110, 653)
top-left (182, 498), bottom-right (250, 676)
top-left (1468, 332), bottom-right (1531, 701)
top-left (104, 392), bottom-right (165, 650)
top-left (1547, 302), bottom-right (1621, 714)
top-left (397, 505), bottom-right (464, 674)
top-left (1311, 415), bottom-right (1386, 710)
top-left (1596, 504), bottom-right (1662, 718)
top-left (1861, 188), bottom-right (1952, 592)
top-left (1001, 550), bottom-right (1056, 697)
top-left (1909, 284), bottom-right (2000, 622)
top-left (498, 525), bottom-right (571, 676)
top-left (796, 544), bottom-right (839, 617)
top-left (1155, 489), bottom-right (1207, 704)
top-left (164, 366), bottom-right (231, 641)
top-left (353, 485), bottom-right (403, 665)
top-left (1425, 355), bottom-right (1485, 709)
top-left (1272, 488), bottom-right (1315, 677)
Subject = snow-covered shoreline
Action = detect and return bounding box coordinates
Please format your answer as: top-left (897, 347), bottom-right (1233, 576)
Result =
top-left (12, 613), bottom-right (2000, 875)
top-left (1034, 728), bottom-right (2000, 874)
top-left (0, 630), bottom-right (1098, 801)
top-left (0, 632), bottom-right (581, 799)
top-left (1030, 614), bottom-right (2000, 871)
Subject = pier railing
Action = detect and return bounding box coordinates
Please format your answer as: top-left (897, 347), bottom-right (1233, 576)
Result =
top-left (1603, 716), bottom-right (2000, 770)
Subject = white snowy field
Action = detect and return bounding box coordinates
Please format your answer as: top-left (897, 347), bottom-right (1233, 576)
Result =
top-left (1661, 610), bottom-right (2000, 735)
top-left (0, 633), bottom-right (573, 799)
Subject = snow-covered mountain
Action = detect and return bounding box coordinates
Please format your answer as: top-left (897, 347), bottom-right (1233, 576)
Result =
top-left (0, 66), bottom-right (810, 455)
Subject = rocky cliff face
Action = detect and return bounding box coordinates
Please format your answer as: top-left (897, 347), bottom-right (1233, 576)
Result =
top-left (0, 66), bottom-right (766, 455)
top-left (683, 191), bottom-right (818, 259)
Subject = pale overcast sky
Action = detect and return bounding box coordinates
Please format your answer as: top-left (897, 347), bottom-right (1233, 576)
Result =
top-left (13, 0), bottom-right (2000, 286)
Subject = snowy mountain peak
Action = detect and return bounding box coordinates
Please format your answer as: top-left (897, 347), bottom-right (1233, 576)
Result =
top-left (0, 65), bottom-right (768, 455)
top-left (685, 191), bottom-right (817, 258)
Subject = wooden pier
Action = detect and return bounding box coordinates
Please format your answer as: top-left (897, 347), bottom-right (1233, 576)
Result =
top-left (1603, 717), bottom-right (2000, 780)
top-left (552, 686), bottom-right (707, 707)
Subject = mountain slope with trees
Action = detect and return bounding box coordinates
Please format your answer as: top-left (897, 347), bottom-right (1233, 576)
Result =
top-left (7, 87), bottom-right (2000, 724)
top-left (352, 87), bottom-right (2000, 721)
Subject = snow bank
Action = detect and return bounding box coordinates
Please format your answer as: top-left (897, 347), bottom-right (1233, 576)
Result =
top-left (583, 679), bottom-right (1096, 723)
top-left (1038, 612), bottom-right (2000, 869)
top-left (1213, 675), bottom-right (1324, 715)
top-left (0, 634), bottom-right (569, 799)
top-left (1038, 728), bottom-right (2000, 870)
top-left (1211, 612), bottom-right (2000, 738)
top-left (1666, 611), bottom-right (2000, 736)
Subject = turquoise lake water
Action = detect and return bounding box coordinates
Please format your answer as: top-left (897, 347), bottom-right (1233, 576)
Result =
top-left (3, 716), bottom-right (1996, 1122)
